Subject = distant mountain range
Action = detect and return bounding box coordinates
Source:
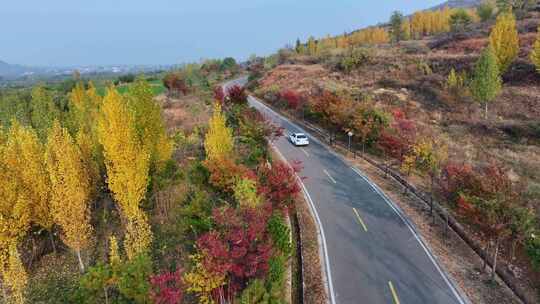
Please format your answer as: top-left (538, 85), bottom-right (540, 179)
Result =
top-left (430, 0), bottom-right (482, 10)
top-left (0, 60), bottom-right (40, 79)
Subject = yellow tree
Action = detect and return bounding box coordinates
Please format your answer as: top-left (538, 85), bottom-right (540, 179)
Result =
top-left (98, 87), bottom-right (150, 219)
top-left (530, 26), bottom-right (540, 73)
top-left (76, 130), bottom-right (100, 199)
top-left (69, 82), bottom-right (103, 194)
top-left (123, 211), bottom-right (153, 260)
top-left (98, 87), bottom-right (153, 258)
top-left (0, 243), bottom-right (28, 304)
top-left (402, 19), bottom-right (411, 40)
top-left (45, 121), bottom-right (93, 272)
top-left (204, 103), bottom-right (233, 162)
top-left (411, 12), bottom-right (424, 38)
top-left (307, 37), bottom-right (318, 56)
top-left (126, 77), bottom-right (172, 172)
top-left (233, 178), bottom-right (262, 208)
top-left (489, 11), bottom-right (519, 73)
top-left (0, 125), bottom-right (34, 304)
top-left (0, 130), bottom-right (31, 246)
top-left (109, 235), bottom-right (121, 267)
top-left (2, 121), bottom-right (54, 247)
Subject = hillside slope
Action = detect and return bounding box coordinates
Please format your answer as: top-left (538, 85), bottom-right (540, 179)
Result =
top-left (249, 6), bottom-right (540, 304)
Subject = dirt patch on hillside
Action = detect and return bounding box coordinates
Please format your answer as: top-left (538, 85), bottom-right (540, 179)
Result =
top-left (159, 94), bottom-right (211, 132)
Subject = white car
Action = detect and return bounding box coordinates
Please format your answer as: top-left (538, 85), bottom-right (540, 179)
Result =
top-left (289, 132), bottom-right (309, 146)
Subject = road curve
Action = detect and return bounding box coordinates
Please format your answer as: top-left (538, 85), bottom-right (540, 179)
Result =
top-left (224, 77), bottom-right (467, 304)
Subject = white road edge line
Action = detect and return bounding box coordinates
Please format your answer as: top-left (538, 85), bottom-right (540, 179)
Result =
top-left (350, 167), bottom-right (466, 304)
top-left (323, 169), bottom-right (337, 184)
top-left (272, 145), bottom-right (337, 304)
top-left (300, 147), bottom-right (310, 157)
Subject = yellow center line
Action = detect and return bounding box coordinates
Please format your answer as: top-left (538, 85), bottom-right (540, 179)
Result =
top-left (388, 281), bottom-right (401, 304)
top-left (352, 208), bottom-right (368, 232)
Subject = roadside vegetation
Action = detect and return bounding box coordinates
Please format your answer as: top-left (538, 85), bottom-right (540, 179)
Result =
top-left (248, 1), bottom-right (540, 301)
top-left (0, 56), bottom-right (301, 304)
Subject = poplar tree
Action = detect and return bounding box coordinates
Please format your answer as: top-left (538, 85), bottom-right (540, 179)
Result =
top-left (2, 121), bottom-right (54, 245)
top-left (66, 82), bottom-right (103, 200)
top-left (124, 212), bottom-right (153, 260)
top-left (45, 121), bottom-right (93, 272)
top-left (307, 37), bottom-right (318, 56)
top-left (126, 77), bottom-right (172, 172)
top-left (401, 19), bottom-right (411, 41)
top-left (98, 87), bottom-right (150, 219)
top-left (0, 244), bottom-right (28, 304)
top-left (489, 12), bottom-right (519, 73)
top-left (470, 46), bottom-right (502, 119)
top-left (0, 129), bottom-right (31, 245)
top-left (204, 103), bottom-right (233, 161)
top-left (30, 85), bottom-right (61, 140)
top-left (390, 11), bottom-right (405, 43)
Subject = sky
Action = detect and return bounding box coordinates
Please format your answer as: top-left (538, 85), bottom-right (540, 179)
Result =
top-left (0, 0), bottom-right (444, 67)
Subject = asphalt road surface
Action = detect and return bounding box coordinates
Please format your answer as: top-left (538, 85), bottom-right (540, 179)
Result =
top-left (224, 77), bottom-right (467, 304)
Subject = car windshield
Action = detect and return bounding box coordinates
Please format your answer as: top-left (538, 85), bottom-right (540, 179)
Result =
top-left (296, 134), bottom-right (307, 139)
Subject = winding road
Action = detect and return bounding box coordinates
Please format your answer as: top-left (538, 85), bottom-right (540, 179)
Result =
top-left (224, 77), bottom-right (468, 304)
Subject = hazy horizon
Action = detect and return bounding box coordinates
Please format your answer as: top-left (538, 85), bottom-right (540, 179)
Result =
top-left (1, 0), bottom-right (443, 67)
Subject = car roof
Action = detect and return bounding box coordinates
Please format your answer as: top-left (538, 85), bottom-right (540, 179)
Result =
top-left (293, 132), bottom-right (306, 136)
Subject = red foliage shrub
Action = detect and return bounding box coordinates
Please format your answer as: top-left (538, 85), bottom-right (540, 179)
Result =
top-left (438, 162), bottom-right (477, 204)
top-left (239, 107), bottom-right (283, 143)
top-left (378, 109), bottom-right (416, 163)
top-left (214, 86), bottom-right (225, 103)
top-left (204, 158), bottom-right (250, 193)
top-left (280, 89), bottom-right (303, 110)
top-left (438, 162), bottom-right (518, 232)
top-left (163, 72), bottom-right (189, 96)
top-left (226, 85), bottom-right (248, 105)
top-left (149, 269), bottom-right (183, 304)
top-left (378, 132), bottom-right (407, 160)
top-left (196, 205), bottom-right (273, 295)
top-left (258, 160), bottom-right (302, 211)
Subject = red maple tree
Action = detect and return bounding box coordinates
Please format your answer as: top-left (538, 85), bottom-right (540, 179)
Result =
top-left (149, 269), bottom-right (184, 304)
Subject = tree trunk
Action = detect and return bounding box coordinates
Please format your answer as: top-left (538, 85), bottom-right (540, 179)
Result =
top-left (48, 230), bottom-right (57, 254)
top-left (430, 175), bottom-right (434, 217)
top-left (104, 287), bottom-right (109, 304)
top-left (76, 249), bottom-right (85, 273)
top-left (483, 241), bottom-right (491, 272)
top-left (511, 238), bottom-right (517, 261)
top-left (484, 103), bottom-right (488, 120)
top-left (492, 237), bottom-right (500, 281)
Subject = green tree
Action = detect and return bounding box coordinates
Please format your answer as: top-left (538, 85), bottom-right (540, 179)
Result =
top-left (470, 46), bottom-right (502, 119)
top-left (477, 1), bottom-right (495, 22)
top-left (307, 36), bottom-right (318, 56)
top-left (390, 11), bottom-right (405, 42)
top-left (497, 0), bottom-right (536, 18)
top-left (127, 77), bottom-right (172, 173)
top-left (449, 9), bottom-right (472, 32)
top-left (489, 11), bottom-right (519, 73)
top-left (30, 85), bottom-right (61, 140)
top-left (295, 38), bottom-right (302, 53)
